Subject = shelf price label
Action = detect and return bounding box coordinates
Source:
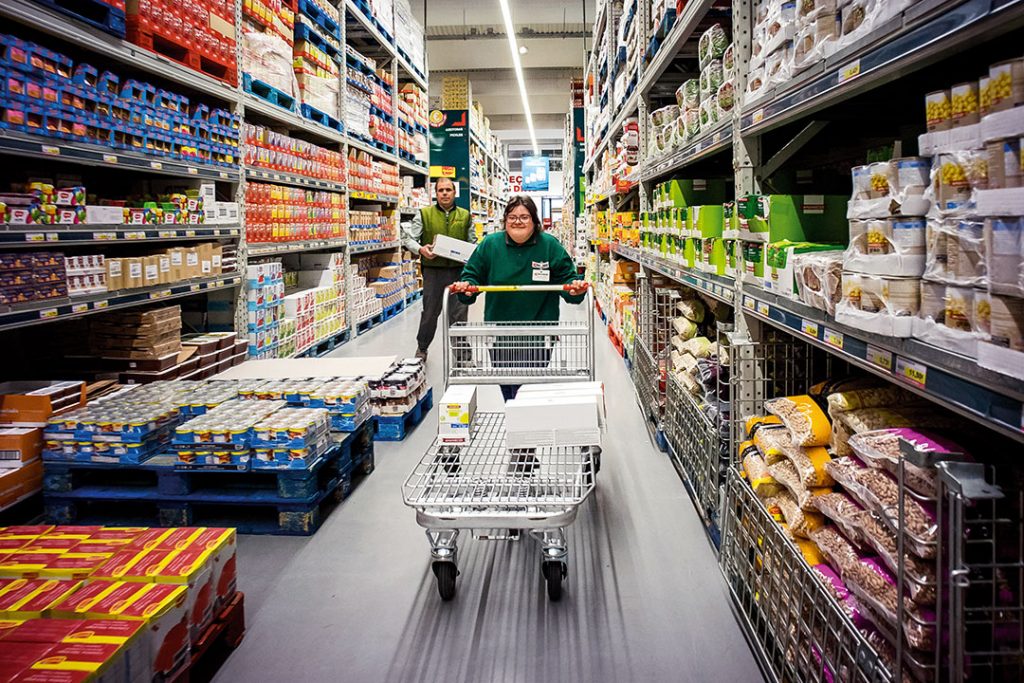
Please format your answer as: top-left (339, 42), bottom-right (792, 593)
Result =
top-left (801, 319), bottom-right (819, 338)
top-left (752, 109), bottom-right (765, 124)
top-left (744, 296), bottom-right (756, 311)
top-left (824, 328), bottom-right (844, 350)
top-left (103, 154), bottom-right (118, 164)
top-left (896, 357), bottom-right (928, 388)
top-left (150, 161), bottom-right (163, 170)
top-left (24, 233), bottom-right (45, 242)
top-left (125, 232), bottom-right (145, 240)
top-left (219, 172), bottom-right (229, 179)
top-left (185, 230), bottom-right (196, 237)
top-left (158, 230), bottom-right (176, 238)
top-left (839, 59), bottom-right (861, 84)
top-left (93, 232), bottom-right (117, 241)
top-left (39, 308), bottom-right (58, 319)
top-left (41, 145), bottom-right (60, 156)
top-left (866, 344), bottom-right (893, 371)
top-left (187, 167), bottom-right (198, 175)
top-left (756, 301), bottom-right (770, 317)
top-left (71, 303), bottom-right (89, 314)
top-left (190, 284), bottom-right (201, 292)
top-left (94, 300), bottom-right (108, 309)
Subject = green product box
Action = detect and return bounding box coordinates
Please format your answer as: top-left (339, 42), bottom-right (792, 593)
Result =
top-left (661, 179), bottom-right (728, 208)
top-left (723, 201), bottom-right (740, 233)
top-left (702, 238), bottom-right (727, 276)
top-left (689, 205), bottom-right (725, 238)
top-left (724, 239), bottom-right (739, 277)
top-left (743, 241), bottom-right (765, 281)
top-left (738, 194), bottom-right (849, 244)
top-left (683, 237), bottom-right (699, 269)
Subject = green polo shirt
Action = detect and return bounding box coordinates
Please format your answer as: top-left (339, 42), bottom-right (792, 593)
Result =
top-left (458, 230), bottom-right (584, 322)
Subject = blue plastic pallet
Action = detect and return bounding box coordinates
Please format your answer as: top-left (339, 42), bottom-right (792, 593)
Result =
top-left (243, 73), bottom-right (296, 112)
top-left (380, 299), bottom-right (405, 320)
top-left (33, 0), bottom-right (126, 38)
top-left (356, 312), bottom-right (383, 335)
top-left (300, 103), bottom-right (344, 132)
top-left (405, 289), bottom-right (422, 303)
top-left (294, 22), bottom-right (341, 62)
top-left (373, 388), bottom-right (433, 441)
top-left (298, 328), bottom-right (351, 358)
top-left (43, 424), bottom-right (375, 536)
top-left (297, 0), bottom-right (341, 40)
top-left (44, 422), bottom-right (372, 499)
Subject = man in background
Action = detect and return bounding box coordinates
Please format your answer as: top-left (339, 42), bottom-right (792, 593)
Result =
top-left (402, 177), bottom-right (474, 360)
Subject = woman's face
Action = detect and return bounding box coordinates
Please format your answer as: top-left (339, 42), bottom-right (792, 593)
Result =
top-left (505, 205), bottom-right (534, 244)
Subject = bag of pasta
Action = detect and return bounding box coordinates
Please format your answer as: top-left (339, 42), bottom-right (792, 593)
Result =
top-left (765, 395), bottom-right (832, 446)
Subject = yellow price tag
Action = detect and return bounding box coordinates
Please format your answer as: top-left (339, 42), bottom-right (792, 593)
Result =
top-left (801, 319), bottom-right (819, 338)
top-left (824, 329), bottom-right (844, 349)
top-left (839, 59), bottom-right (862, 84)
top-left (866, 344), bottom-right (893, 371)
top-left (896, 357), bottom-right (927, 388)
top-left (39, 308), bottom-right (59, 319)
top-left (103, 154), bottom-right (118, 164)
top-left (41, 145), bottom-right (60, 156)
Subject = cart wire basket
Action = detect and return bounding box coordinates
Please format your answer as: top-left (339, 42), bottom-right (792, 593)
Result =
top-left (403, 285), bottom-right (600, 602)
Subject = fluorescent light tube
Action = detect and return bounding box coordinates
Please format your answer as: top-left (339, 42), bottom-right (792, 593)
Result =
top-left (499, 0), bottom-right (539, 155)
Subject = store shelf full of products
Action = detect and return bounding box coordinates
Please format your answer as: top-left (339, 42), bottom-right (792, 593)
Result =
top-left (578, 0), bottom-right (1024, 681)
top-left (0, 0), bottom-right (429, 365)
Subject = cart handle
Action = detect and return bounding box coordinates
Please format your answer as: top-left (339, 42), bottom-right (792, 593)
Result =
top-left (450, 283), bottom-right (590, 294)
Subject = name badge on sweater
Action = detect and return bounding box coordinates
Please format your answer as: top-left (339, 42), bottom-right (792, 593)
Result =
top-left (531, 261), bottom-right (550, 282)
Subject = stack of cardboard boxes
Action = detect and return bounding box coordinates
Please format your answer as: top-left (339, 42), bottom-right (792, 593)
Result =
top-left (0, 381), bottom-right (86, 511)
top-left (106, 243), bottom-right (224, 293)
top-left (0, 524), bottom-right (238, 682)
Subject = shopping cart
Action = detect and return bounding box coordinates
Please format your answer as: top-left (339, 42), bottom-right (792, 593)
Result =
top-left (402, 284), bottom-right (600, 601)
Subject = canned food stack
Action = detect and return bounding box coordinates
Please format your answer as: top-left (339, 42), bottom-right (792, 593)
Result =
top-left (912, 56), bottom-right (1024, 369)
top-left (246, 263), bottom-right (285, 359)
top-left (241, 0), bottom-right (296, 97)
top-left (252, 407), bottom-right (332, 466)
top-left (42, 381), bottom-right (190, 465)
top-left (172, 399), bottom-right (286, 467)
top-left (302, 378), bottom-right (372, 432)
top-left (366, 358), bottom-right (427, 417)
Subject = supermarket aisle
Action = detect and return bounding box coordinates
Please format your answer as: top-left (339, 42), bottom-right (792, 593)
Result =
top-left (218, 301), bottom-right (762, 683)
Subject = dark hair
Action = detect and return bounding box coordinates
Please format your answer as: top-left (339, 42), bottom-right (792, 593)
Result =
top-left (434, 177), bottom-right (456, 191)
top-left (503, 195), bottom-right (542, 231)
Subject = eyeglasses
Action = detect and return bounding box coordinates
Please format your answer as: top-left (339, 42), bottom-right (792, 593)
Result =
top-left (506, 215), bottom-right (532, 224)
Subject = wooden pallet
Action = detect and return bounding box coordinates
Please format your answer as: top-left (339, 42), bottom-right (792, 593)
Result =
top-left (127, 25), bottom-right (237, 86)
top-left (373, 388), bottom-right (433, 441)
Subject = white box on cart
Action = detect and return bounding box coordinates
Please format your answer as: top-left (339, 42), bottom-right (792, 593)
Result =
top-left (505, 395), bottom-right (602, 449)
top-left (438, 385), bottom-right (477, 444)
top-left (514, 382), bottom-right (606, 426)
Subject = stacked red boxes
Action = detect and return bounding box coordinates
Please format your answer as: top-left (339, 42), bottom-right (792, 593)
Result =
top-left (348, 151), bottom-right (399, 197)
top-left (244, 183), bottom-right (346, 244)
top-left (125, 0), bottom-right (238, 86)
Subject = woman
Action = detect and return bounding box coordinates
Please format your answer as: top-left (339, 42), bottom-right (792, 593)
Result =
top-left (451, 195), bottom-right (588, 401)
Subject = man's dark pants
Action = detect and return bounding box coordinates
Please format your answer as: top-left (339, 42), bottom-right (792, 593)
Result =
top-left (417, 266), bottom-right (468, 352)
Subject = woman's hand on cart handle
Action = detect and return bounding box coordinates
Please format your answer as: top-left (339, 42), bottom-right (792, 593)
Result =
top-left (565, 281), bottom-right (589, 296)
top-left (450, 281), bottom-right (475, 294)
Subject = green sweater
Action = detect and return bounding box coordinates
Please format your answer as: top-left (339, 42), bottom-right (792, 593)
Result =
top-left (458, 231), bottom-right (585, 322)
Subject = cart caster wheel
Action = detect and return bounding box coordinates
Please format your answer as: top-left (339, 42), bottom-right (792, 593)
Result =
top-left (542, 561), bottom-right (566, 602)
top-left (432, 561), bottom-right (458, 601)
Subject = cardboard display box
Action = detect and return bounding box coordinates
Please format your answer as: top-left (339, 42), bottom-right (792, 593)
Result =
top-left (432, 234), bottom-right (476, 263)
top-left (438, 385), bottom-right (477, 445)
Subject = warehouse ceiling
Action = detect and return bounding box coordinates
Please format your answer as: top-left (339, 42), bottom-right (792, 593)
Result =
top-left (410, 0), bottom-right (594, 148)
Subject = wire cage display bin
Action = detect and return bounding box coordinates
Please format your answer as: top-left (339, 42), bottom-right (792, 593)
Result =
top-left (663, 321), bottom-right (734, 536)
top-left (719, 326), bottom-right (1024, 682)
top-left (633, 272), bottom-right (684, 422)
top-left (632, 335), bottom-right (661, 422)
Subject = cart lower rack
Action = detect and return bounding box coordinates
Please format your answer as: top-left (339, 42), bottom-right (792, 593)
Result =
top-left (402, 412), bottom-right (599, 601)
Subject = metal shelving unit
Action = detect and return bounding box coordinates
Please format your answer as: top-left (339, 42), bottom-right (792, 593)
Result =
top-left (0, 0), bottom-right (428, 359)
top-left (581, 0), bottom-right (1024, 680)
top-left (0, 275), bottom-right (242, 333)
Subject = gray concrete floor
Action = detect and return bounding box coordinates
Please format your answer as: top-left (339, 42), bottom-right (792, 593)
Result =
top-left (214, 298), bottom-right (763, 683)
